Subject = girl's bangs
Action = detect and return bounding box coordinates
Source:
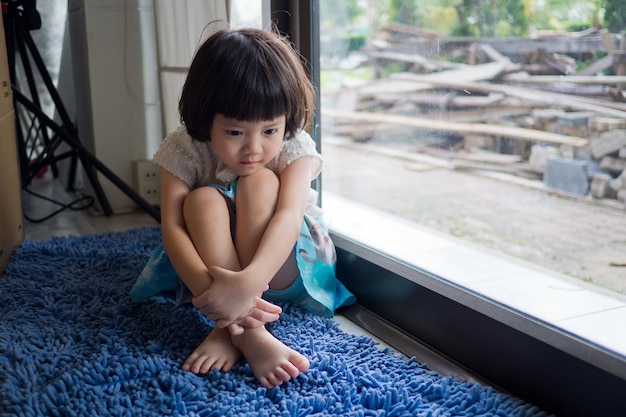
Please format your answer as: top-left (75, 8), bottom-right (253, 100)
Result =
top-left (216, 68), bottom-right (291, 123)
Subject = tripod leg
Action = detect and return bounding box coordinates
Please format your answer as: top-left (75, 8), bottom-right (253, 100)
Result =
top-left (76, 149), bottom-right (114, 216)
top-left (14, 22), bottom-right (59, 178)
top-left (13, 90), bottom-right (161, 222)
top-left (14, 9), bottom-right (94, 193)
top-left (4, 7), bottom-right (36, 186)
top-left (20, 22), bottom-right (75, 132)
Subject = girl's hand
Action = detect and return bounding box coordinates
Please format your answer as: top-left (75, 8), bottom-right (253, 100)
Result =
top-left (191, 266), bottom-right (278, 328)
top-left (224, 296), bottom-right (283, 335)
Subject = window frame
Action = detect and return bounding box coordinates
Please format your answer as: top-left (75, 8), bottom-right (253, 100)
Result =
top-left (271, 1), bottom-right (626, 416)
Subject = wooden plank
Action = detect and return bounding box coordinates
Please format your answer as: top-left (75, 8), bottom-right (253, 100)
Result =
top-left (419, 146), bottom-right (522, 164)
top-left (383, 33), bottom-right (610, 58)
top-left (438, 108), bottom-right (531, 123)
top-left (449, 159), bottom-right (532, 174)
top-left (375, 92), bottom-right (506, 107)
top-left (576, 55), bottom-right (614, 76)
top-left (322, 107), bottom-right (589, 147)
top-left (366, 51), bottom-right (463, 71)
top-left (601, 29), bottom-right (616, 53)
top-left (503, 74), bottom-right (626, 85)
top-left (358, 61), bottom-right (509, 96)
top-left (419, 147), bottom-right (538, 177)
top-left (391, 74), bottom-right (626, 117)
top-left (331, 123), bottom-right (411, 140)
top-left (454, 152), bottom-right (521, 164)
top-left (478, 43), bottom-right (509, 62)
top-left (381, 23), bottom-right (444, 40)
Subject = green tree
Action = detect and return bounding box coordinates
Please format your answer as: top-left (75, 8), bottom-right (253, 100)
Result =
top-left (604, 0), bottom-right (626, 33)
top-left (320, 0), bottom-right (363, 31)
top-left (451, 0), bottom-right (529, 37)
top-left (388, 0), bottom-right (419, 25)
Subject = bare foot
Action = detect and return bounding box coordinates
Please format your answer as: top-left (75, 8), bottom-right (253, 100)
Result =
top-left (182, 327), bottom-right (241, 374)
top-left (232, 326), bottom-right (310, 388)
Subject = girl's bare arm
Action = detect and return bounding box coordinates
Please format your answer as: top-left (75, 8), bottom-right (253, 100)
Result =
top-left (160, 169), bottom-right (281, 326)
top-left (160, 169), bottom-right (212, 295)
top-left (193, 156), bottom-right (314, 327)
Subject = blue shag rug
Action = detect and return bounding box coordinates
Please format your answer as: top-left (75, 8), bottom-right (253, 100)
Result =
top-left (0, 227), bottom-right (548, 416)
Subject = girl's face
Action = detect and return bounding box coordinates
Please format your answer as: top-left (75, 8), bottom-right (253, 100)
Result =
top-left (210, 114), bottom-right (286, 177)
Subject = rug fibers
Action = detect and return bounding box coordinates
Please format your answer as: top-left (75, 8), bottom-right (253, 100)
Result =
top-left (0, 227), bottom-right (548, 416)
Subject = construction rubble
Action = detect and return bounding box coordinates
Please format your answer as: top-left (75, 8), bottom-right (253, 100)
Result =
top-left (324, 24), bottom-right (626, 208)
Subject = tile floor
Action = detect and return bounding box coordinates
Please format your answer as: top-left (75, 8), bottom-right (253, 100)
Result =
top-left (21, 175), bottom-right (159, 241)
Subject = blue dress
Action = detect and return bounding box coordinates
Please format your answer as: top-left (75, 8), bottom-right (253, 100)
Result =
top-left (129, 181), bottom-right (355, 318)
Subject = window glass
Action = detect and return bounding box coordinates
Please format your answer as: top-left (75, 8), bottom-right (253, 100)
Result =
top-left (319, 0), bottom-right (626, 356)
top-left (229, 0), bottom-right (264, 29)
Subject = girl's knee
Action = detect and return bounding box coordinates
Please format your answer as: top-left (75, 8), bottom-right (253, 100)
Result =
top-left (183, 187), bottom-right (226, 218)
top-left (238, 168), bottom-right (279, 199)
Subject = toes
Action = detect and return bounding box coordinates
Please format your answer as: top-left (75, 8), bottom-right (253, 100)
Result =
top-left (284, 362), bottom-right (301, 379)
top-left (183, 352), bottom-right (214, 375)
top-left (274, 367), bottom-right (293, 384)
top-left (209, 358), bottom-right (226, 373)
top-left (181, 352), bottom-right (200, 372)
top-left (198, 357), bottom-right (215, 374)
top-left (220, 360), bottom-right (233, 373)
top-left (294, 355), bottom-right (310, 373)
top-left (189, 356), bottom-right (236, 374)
top-left (259, 377), bottom-right (273, 389)
top-left (262, 365), bottom-right (298, 388)
top-left (191, 356), bottom-right (209, 374)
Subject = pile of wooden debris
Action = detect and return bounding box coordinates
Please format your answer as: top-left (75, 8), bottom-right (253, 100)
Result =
top-left (323, 24), bottom-right (626, 207)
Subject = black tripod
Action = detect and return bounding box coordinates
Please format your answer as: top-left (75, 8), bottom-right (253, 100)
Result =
top-left (2, 0), bottom-right (160, 222)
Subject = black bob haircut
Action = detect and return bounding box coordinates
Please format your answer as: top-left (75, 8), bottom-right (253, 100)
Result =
top-left (179, 27), bottom-right (315, 142)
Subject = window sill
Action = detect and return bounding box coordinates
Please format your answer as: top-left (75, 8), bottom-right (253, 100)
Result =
top-left (324, 192), bottom-right (626, 381)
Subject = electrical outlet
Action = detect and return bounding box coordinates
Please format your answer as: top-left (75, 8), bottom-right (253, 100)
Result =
top-left (133, 160), bottom-right (161, 206)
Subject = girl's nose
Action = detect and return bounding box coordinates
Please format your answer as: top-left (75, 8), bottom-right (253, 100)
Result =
top-left (244, 134), bottom-right (262, 154)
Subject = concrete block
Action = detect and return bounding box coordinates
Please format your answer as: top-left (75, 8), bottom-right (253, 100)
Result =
top-left (556, 125), bottom-right (587, 138)
top-left (529, 144), bottom-right (560, 171)
top-left (463, 134), bottom-right (494, 150)
top-left (556, 112), bottom-right (594, 127)
top-left (531, 108), bottom-right (565, 122)
top-left (609, 171), bottom-right (626, 192)
top-left (599, 156), bottom-right (626, 174)
top-left (590, 172), bottom-right (614, 198)
top-left (590, 129), bottom-right (626, 159)
top-left (531, 108), bottom-right (565, 130)
top-left (589, 117), bottom-right (626, 132)
top-left (544, 157), bottom-right (589, 196)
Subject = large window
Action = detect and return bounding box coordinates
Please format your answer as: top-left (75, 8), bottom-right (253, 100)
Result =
top-left (230, 0), bottom-right (626, 413)
top-left (314, 0), bottom-right (626, 410)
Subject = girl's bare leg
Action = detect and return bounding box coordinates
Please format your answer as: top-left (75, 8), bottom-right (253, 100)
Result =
top-left (181, 187), bottom-right (243, 373)
top-left (233, 169), bottom-right (309, 387)
top-left (181, 169), bottom-right (308, 385)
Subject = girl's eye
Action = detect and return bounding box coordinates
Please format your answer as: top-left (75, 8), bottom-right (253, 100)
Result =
top-left (227, 130), bottom-right (242, 136)
top-left (264, 128), bottom-right (278, 135)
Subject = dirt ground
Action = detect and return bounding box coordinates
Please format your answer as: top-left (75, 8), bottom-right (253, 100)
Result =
top-left (322, 136), bottom-right (626, 295)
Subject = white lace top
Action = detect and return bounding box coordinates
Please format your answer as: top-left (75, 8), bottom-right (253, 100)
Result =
top-left (153, 125), bottom-right (324, 215)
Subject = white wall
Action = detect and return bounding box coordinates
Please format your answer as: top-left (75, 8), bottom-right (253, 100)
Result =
top-left (67, 0), bottom-right (162, 212)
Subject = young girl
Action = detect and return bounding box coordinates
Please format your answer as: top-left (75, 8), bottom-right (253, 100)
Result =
top-left (129, 26), bottom-right (355, 389)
